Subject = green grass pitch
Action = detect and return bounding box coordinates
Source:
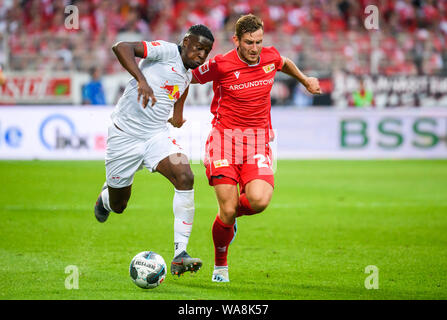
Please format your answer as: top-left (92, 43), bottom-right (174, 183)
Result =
top-left (0, 160), bottom-right (446, 300)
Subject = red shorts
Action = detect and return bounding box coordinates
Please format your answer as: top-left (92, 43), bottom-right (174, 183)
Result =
top-left (204, 126), bottom-right (275, 190)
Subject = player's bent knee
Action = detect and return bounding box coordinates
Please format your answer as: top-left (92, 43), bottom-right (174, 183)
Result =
top-left (175, 171), bottom-right (194, 190)
top-left (252, 202), bottom-right (269, 213)
top-left (248, 195), bottom-right (271, 213)
top-left (219, 204), bottom-right (237, 222)
top-left (110, 201), bottom-right (128, 214)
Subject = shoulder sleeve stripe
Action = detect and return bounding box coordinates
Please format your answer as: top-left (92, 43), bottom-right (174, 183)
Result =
top-left (142, 41), bottom-right (148, 59)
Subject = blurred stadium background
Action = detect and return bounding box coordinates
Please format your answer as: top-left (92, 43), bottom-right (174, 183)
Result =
top-left (0, 0), bottom-right (446, 160)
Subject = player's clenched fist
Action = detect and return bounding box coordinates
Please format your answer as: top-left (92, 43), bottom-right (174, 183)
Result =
top-left (168, 117), bottom-right (187, 128)
top-left (138, 80), bottom-right (157, 108)
top-left (304, 77), bottom-right (322, 95)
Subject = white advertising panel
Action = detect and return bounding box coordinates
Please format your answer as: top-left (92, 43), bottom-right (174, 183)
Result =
top-left (270, 108), bottom-right (447, 159)
top-left (0, 106), bottom-right (112, 159)
top-left (0, 106), bottom-right (446, 160)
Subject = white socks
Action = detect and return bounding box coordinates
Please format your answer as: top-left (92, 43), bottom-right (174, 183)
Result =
top-left (173, 188), bottom-right (195, 258)
top-left (101, 187), bottom-right (112, 212)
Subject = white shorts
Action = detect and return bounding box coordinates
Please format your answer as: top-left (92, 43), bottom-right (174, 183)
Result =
top-left (105, 124), bottom-right (185, 188)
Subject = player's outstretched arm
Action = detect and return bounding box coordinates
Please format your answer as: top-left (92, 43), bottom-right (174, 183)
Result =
top-left (280, 56), bottom-right (322, 95)
top-left (112, 41), bottom-right (157, 108)
top-left (168, 86), bottom-right (189, 128)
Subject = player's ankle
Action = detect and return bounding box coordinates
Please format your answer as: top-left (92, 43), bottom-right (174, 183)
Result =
top-left (214, 265), bottom-right (228, 269)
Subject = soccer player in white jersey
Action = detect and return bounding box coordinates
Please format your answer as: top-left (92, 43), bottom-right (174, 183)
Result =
top-left (94, 25), bottom-right (214, 277)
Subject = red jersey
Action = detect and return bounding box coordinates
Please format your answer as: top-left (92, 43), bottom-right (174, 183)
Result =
top-left (192, 46), bottom-right (283, 131)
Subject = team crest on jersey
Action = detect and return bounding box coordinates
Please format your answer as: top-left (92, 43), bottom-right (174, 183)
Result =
top-left (160, 81), bottom-right (180, 100)
top-left (213, 159), bottom-right (229, 168)
top-left (234, 71), bottom-right (240, 79)
top-left (198, 62), bottom-right (209, 75)
top-left (263, 63), bottom-right (275, 73)
top-left (151, 41), bottom-right (161, 46)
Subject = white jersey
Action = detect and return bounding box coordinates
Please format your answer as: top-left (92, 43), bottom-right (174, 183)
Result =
top-left (112, 40), bottom-right (192, 139)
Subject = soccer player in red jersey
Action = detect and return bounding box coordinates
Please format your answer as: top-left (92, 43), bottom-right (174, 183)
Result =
top-left (187, 14), bottom-right (321, 282)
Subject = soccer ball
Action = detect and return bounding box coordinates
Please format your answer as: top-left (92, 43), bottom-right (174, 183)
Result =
top-left (129, 251), bottom-right (167, 289)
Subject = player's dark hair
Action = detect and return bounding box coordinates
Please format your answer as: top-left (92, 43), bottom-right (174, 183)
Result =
top-left (186, 24), bottom-right (214, 43)
top-left (235, 14), bottom-right (264, 39)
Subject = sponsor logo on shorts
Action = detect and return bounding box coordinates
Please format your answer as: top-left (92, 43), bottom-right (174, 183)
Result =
top-left (168, 136), bottom-right (182, 149)
top-left (213, 159), bottom-right (229, 168)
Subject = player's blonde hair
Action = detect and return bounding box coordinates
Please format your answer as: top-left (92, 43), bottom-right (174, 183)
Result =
top-left (235, 14), bottom-right (264, 39)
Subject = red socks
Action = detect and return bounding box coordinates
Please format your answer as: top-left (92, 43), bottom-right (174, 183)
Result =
top-left (212, 214), bottom-right (235, 266)
top-left (213, 194), bottom-right (258, 266)
top-left (236, 193), bottom-right (256, 217)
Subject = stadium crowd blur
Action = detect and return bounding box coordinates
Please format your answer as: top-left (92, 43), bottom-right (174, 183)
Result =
top-left (0, 0), bottom-right (447, 106)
